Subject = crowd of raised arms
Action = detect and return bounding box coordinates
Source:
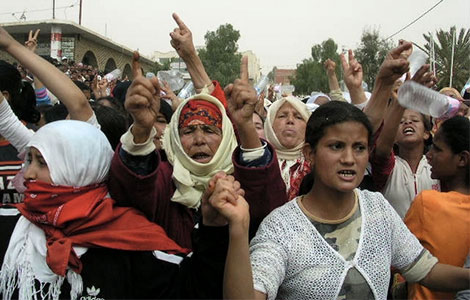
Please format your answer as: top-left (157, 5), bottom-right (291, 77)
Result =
top-left (0, 13), bottom-right (468, 300)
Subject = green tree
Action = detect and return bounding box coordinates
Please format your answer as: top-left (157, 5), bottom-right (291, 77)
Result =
top-left (423, 26), bottom-right (470, 90)
top-left (198, 24), bottom-right (242, 87)
top-left (291, 38), bottom-right (341, 95)
top-left (354, 28), bottom-right (393, 90)
top-left (152, 60), bottom-right (170, 74)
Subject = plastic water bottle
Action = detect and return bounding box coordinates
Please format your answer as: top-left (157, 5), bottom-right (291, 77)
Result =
top-left (157, 70), bottom-right (185, 91)
top-left (255, 75), bottom-right (269, 95)
top-left (177, 81), bottom-right (195, 99)
top-left (104, 69), bottom-right (122, 81)
top-left (398, 81), bottom-right (461, 118)
top-left (146, 72), bottom-right (156, 79)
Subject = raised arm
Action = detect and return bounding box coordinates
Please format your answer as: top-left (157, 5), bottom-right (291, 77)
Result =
top-left (374, 64), bottom-right (435, 158)
top-left (0, 26), bottom-right (92, 121)
top-left (374, 80), bottom-right (405, 158)
top-left (23, 29), bottom-right (51, 106)
top-left (225, 56), bottom-right (262, 149)
top-left (341, 50), bottom-right (367, 105)
top-left (363, 41), bottom-right (411, 133)
top-left (324, 59), bottom-right (341, 91)
top-left (125, 52), bottom-right (161, 144)
top-left (169, 13), bottom-right (213, 94)
top-left (200, 173), bottom-right (265, 300)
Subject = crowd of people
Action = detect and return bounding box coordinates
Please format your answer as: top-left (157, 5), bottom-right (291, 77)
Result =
top-left (0, 12), bottom-right (468, 300)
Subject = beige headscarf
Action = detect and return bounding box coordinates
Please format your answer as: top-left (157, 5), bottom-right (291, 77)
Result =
top-left (264, 96), bottom-right (311, 160)
top-left (162, 93), bottom-right (237, 208)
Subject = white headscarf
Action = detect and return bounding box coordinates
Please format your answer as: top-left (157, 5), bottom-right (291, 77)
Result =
top-left (264, 96), bottom-right (311, 160)
top-left (0, 120), bottom-right (113, 300)
top-left (307, 92), bottom-right (331, 104)
top-left (27, 120), bottom-right (113, 186)
top-left (162, 93), bottom-right (237, 208)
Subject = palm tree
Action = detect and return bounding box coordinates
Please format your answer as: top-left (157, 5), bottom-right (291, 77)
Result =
top-left (423, 27), bottom-right (470, 90)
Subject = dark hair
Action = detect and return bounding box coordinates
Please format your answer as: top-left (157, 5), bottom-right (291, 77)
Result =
top-left (44, 103), bottom-right (68, 123)
top-left (253, 110), bottom-right (265, 124)
top-left (73, 80), bottom-right (91, 92)
top-left (112, 81), bottom-right (132, 105)
top-left (438, 116), bottom-right (470, 154)
top-left (91, 103), bottom-right (129, 150)
top-left (0, 60), bottom-right (40, 123)
top-left (305, 101), bottom-right (373, 150)
top-left (298, 102), bottom-right (373, 196)
top-left (159, 99), bottom-right (173, 123)
top-left (97, 96), bottom-right (125, 113)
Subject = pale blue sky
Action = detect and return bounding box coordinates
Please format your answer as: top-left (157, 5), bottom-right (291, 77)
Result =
top-left (1, 0), bottom-right (469, 73)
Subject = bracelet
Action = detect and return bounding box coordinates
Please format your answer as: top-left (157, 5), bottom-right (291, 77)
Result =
top-left (195, 82), bottom-right (214, 91)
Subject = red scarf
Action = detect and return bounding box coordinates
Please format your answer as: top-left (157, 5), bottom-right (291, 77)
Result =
top-left (179, 99), bottom-right (222, 129)
top-left (14, 180), bottom-right (189, 276)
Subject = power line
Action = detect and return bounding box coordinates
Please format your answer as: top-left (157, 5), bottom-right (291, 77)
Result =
top-left (0, 3), bottom-right (77, 17)
top-left (386, 0), bottom-right (445, 40)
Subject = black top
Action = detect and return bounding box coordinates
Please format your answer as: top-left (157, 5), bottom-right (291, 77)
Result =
top-left (0, 214), bottom-right (229, 299)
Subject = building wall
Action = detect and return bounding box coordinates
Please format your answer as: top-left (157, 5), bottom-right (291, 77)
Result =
top-left (241, 50), bottom-right (261, 83)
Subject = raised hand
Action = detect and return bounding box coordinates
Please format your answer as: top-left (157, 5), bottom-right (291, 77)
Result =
top-left (398, 39), bottom-right (413, 60)
top-left (125, 51), bottom-right (161, 142)
top-left (201, 172), bottom-right (249, 228)
top-left (376, 42), bottom-right (412, 86)
top-left (169, 13), bottom-right (196, 59)
top-left (225, 56), bottom-right (258, 126)
top-left (25, 29), bottom-right (40, 52)
top-left (411, 64), bottom-right (437, 88)
top-left (324, 58), bottom-right (337, 76)
top-left (160, 81), bottom-right (182, 111)
top-left (341, 50), bottom-right (364, 89)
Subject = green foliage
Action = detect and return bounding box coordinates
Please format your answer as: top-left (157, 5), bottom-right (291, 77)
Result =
top-left (423, 27), bottom-right (470, 90)
top-left (291, 38), bottom-right (341, 95)
top-left (198, 24), bottom-right (242, 87)
top-left (354, 28), bottom-right (393, 90)
top-left (267, 67), bottom-right (276, 82)
top-left (152, 60), bottom-right (170, 74)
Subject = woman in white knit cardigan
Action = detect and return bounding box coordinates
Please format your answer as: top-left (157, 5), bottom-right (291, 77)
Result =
top-left (223, 101), bottom-right (470, 300)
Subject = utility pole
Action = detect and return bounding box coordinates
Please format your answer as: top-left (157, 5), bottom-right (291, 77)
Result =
top-left (79, 0), bottom-right (83, 25)
top-left (52, 0), bottom-right (56, 19)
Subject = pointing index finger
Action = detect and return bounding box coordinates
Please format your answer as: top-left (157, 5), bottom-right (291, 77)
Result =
top-left (172, 13), bottom-right (188, 31)
top-left (240, 56), bottom-right (249, 82)
top-left (132, 51), bottom-right (143, 79)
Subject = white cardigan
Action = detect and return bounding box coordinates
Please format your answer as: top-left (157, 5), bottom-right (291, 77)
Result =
top-left (250, 189), bottom-right (424, 300)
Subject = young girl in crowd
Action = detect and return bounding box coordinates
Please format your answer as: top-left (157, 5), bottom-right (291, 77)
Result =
top-left (223, 101), bottom-right (470, 300)
top-left (370, 71), bottom-right (440, 218)
top-left (0, 120), bottom-right (248, 300)
top-left (405, 116), bottom-right (470, 300)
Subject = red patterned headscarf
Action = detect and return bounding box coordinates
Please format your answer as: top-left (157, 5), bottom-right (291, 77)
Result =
top-left (178, 99), bottom-right (222, 129)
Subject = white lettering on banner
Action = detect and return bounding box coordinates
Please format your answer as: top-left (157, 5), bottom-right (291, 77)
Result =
top-left (6, 175), bottom-right (15, 190)
top-left (2, 193), bottom-right (11, 203)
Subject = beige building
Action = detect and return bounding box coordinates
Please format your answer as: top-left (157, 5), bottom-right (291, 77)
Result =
top-left (241, 50), bottom-right (261, 83)
top-left (0, 19), bottom-right (155, 79)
